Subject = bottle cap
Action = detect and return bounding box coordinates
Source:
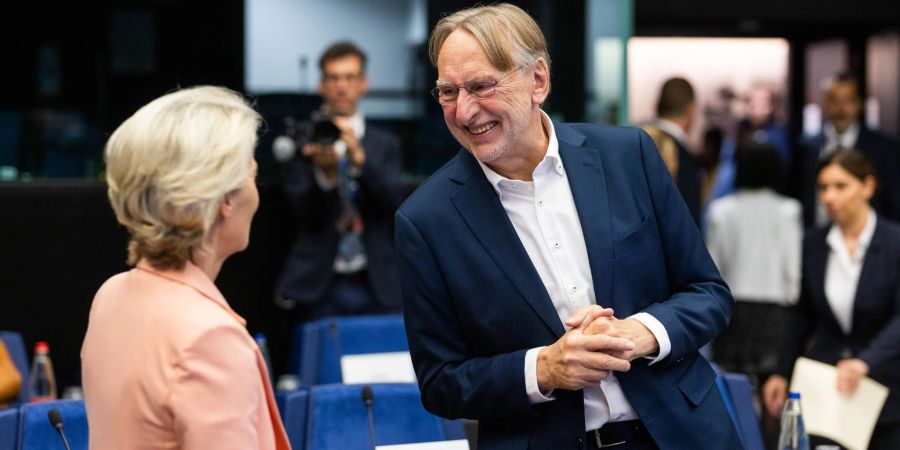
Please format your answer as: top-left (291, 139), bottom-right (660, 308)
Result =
top-left (35, 341), bottom-right (49, 354)
top-left (788, 391), bottom-right (801, 400)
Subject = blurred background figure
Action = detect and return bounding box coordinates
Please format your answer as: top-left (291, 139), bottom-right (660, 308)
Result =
top-left (274, 41), bottom-right (405, 321)
top-left (796, 72), bottom-right (900, 227)
top-left (764, 149), bottom-right (900, 449)
top-left (712, 84), bottom-right (792, 200)
top-left (706, 142), bottom-right (802, 382)
top-left (81, 86), bottom-right (289, 449)
top-left (647, 77), bottom-right (704, 226)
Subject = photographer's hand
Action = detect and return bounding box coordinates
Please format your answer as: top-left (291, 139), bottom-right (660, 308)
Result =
top-left (333, 117), bottom-right (366, 168)
top-left (302, 143), bottom-right (339, 182)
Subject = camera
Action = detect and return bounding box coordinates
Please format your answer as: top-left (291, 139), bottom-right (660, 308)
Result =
top-left (272, 111), bottom-right (342, 162)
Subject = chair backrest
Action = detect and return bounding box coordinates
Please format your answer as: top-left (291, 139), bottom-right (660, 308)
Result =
top-left (276, 389), bottom-right (309, 450)
top-left (297, 315), bottom-right (409, 385)
top-left (306, 383), bottom-right (450, 450)
top-left (723, 373), bottom-right (765, 450)
top-left (0, 332), bottom-right (30, 403)
top-left (0, 407), bottom-right (18, 450)
top-left (18, 399), bottom-right (88, 450)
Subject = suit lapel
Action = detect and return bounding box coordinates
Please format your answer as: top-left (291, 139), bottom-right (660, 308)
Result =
top-left (556, 124), bottom-right (616, 310)
top-left (449, 152), bottom-right (565, 337)
top-left (851, 220), bottom-right (885, 334)
top-left (808, 232), bottom-right (839, 329)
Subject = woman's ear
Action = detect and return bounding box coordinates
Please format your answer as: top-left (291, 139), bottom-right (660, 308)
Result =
top-left (863, 175), bottom-right (877, 199)
top-left (218, 193), bottom-right (235, 221)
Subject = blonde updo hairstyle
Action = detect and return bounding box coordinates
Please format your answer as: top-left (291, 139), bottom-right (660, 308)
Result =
top-left (104, 86), bottom-right (261, 270)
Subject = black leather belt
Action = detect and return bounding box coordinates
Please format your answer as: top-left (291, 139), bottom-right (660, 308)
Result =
top-left (586, 420), bottom-right (651, 449)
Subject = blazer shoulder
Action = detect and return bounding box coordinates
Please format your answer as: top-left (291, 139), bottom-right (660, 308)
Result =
top-left (398, 152), bottom-right (464, 219)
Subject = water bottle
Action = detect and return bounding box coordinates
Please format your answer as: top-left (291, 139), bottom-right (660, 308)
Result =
top-left (254, 333), bottom-right (273, 384)
top-left (29, 341), bottom-right (57, 402)
top-left (777, 391), bottom-right (810, 450)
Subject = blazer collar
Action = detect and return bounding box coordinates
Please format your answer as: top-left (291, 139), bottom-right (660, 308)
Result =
top-left (447, 121), bottom-right (614, 336)
top-left (135, 259), bottom-right (247, 327)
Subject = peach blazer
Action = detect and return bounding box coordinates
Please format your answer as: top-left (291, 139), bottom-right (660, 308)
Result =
top-left (81, 260), bottom-right (290, 449)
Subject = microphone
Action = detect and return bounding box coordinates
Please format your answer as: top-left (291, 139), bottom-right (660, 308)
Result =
top-left (362, 385), bottom-right (377, 450)
top-left (47, 409), bottom-right (72, 450)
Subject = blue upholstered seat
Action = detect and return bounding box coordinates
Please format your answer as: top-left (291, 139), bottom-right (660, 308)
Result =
top-left (306, 383), bottom-right (457, 450)
top-left (722, 372), bottom-right (765, 450)
top-left (18, 399), bottom-right (88, 450)
top-left (0, 407), bottom-right (18, 450)
top-left (0, 331), bottom-right (30, 403)
top-left (276, 389), bottom-right (309, 450)
top-left (295, 315), bottom-right (409, 385)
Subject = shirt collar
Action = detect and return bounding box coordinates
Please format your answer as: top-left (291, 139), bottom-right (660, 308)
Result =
top-left (655, 118), bottom-right (689, 146)
top-left (826, 208), bottom-right (877, 259)
top-left (477, 110), bottom-right (561, 197)
top-left (347, 110), bottom-right (366, 139)
top-left (135, 259), bottom-right (247, 327)
top-left (824, 121), bottom-right (860, 149)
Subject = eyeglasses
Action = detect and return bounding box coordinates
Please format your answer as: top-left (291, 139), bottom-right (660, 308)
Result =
top-left (431, 64), bottom-right (528, 105)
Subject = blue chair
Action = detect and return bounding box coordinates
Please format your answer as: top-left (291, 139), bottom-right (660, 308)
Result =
top-left (720, 373), bottom-right (765, 450)
top-left (306, 383), bottom-right (460, 450)
top-left (296, 315), bottom-right (409, 385)
top-left (0, 331), bottom-right (30, 403)
top-left (0, 407), bottom-right (18, 450)
top-left (276, 389), bottom-right (309, 450)
top-left (18, 399), bottom-right (88, 450)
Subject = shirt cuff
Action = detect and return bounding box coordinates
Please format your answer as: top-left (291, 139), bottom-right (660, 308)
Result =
top-left (629, 312), bottom-right (671, 365)
top-left (525, 347), bottom-right (555, 404)
top-left (313, 166), bottom-right (338, 191)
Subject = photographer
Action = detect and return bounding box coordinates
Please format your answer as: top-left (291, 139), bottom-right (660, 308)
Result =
top-left (276, 42), bottom-right (405, 320)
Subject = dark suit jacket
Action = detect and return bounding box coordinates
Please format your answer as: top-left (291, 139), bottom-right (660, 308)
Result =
top-left (795, 127), bottom-right (900, 227)
top-left (396, 123), bottom-right (741, 449)
top-left (277, 123), bottom-right (405, 308)
top-left (656, 129), bottom-right (702, 227)
top-left (776, 217), bottom-right (900, 424)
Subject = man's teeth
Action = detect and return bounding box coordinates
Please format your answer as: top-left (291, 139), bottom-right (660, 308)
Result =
top-left (470, 123), bottom-right (497, 135)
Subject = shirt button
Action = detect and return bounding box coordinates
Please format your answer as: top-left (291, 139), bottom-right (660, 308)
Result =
top-left (538, 200), bottom-right (544, 206)
top-left (554, 242), bottom-right (560, 249)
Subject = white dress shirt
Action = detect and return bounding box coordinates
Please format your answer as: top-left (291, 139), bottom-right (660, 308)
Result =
top-left (706, 189), bottom-right (803, 305)
top-left (825, 208), bottom-right (876, 334)
top-left (477, 112), bottom-right (671, 431)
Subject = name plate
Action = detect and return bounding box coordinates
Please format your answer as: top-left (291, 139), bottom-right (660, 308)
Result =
top-left (376, 439), bottom-right (470, 450)
top-left (341, 351), bottom-right (417, 384)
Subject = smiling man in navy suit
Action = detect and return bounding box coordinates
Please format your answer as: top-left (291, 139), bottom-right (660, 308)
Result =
top-left (396, 4), bottom-right (741, 450)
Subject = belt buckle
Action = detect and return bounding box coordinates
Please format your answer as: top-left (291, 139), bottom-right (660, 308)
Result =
top-left (592, 429), bottom-right (626, 449)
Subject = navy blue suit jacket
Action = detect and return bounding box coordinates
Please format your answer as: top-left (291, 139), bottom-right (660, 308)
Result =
top-left (277, 123), bottom-right (405, 308)
top-left (396, 123), bottom-right (741, 449)
top-left (796, 127), bottom-right (900, 227)
top-left (776, 217), bottom-right (900, 424)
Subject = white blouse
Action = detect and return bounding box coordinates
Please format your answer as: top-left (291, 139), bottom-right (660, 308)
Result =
top-left (824, 209), bottom-right (876, 334)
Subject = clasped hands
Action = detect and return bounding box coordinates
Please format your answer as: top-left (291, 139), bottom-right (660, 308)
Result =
top-left (537, 305), bottom-right (660, 393)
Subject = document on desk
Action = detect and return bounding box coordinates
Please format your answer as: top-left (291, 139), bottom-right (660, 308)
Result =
top-left (790, 357), bottom-right (888, 450)
top-left (376, 440), bottom-right (469, 450)
top-left (341, 351), bottom-right (417, 384)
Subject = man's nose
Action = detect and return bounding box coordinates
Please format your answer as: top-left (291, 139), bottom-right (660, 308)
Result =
top-left (454, 90), bottom-right (479, 123)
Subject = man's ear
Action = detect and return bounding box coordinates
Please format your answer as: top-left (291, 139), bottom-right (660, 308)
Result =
top-left (531, 58), bottom-right (550, 106)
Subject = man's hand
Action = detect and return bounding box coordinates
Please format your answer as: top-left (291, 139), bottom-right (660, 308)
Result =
top-left (762, 374), bottom-right (788, 417)
top-left (578, 314), bottom-right (659, 361)
top-left (333, 116), bottom-right (366, 168)
top-left (537, 306), bottom-right (634, 393)
top-left (836, 358), bottom-right (869, 397)
top-left (302, 143), bottom-right (339, 182)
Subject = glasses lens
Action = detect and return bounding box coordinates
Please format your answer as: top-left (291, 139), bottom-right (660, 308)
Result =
top-left (468, 80), bottom-right (498, 99)
top-left (433, 85), bottom-right (458, 104)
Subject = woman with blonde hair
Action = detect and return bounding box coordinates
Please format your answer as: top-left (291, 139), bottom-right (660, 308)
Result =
top-left (81, 86), bottom-right (290, 449)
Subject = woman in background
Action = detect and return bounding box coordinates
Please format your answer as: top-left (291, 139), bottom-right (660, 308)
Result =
top-left (763, 149), bottom-right (900, 449)
top-left (706, 142), bottom-right (802, 381)
top-left (81, 86), bottom-right (290, 449)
